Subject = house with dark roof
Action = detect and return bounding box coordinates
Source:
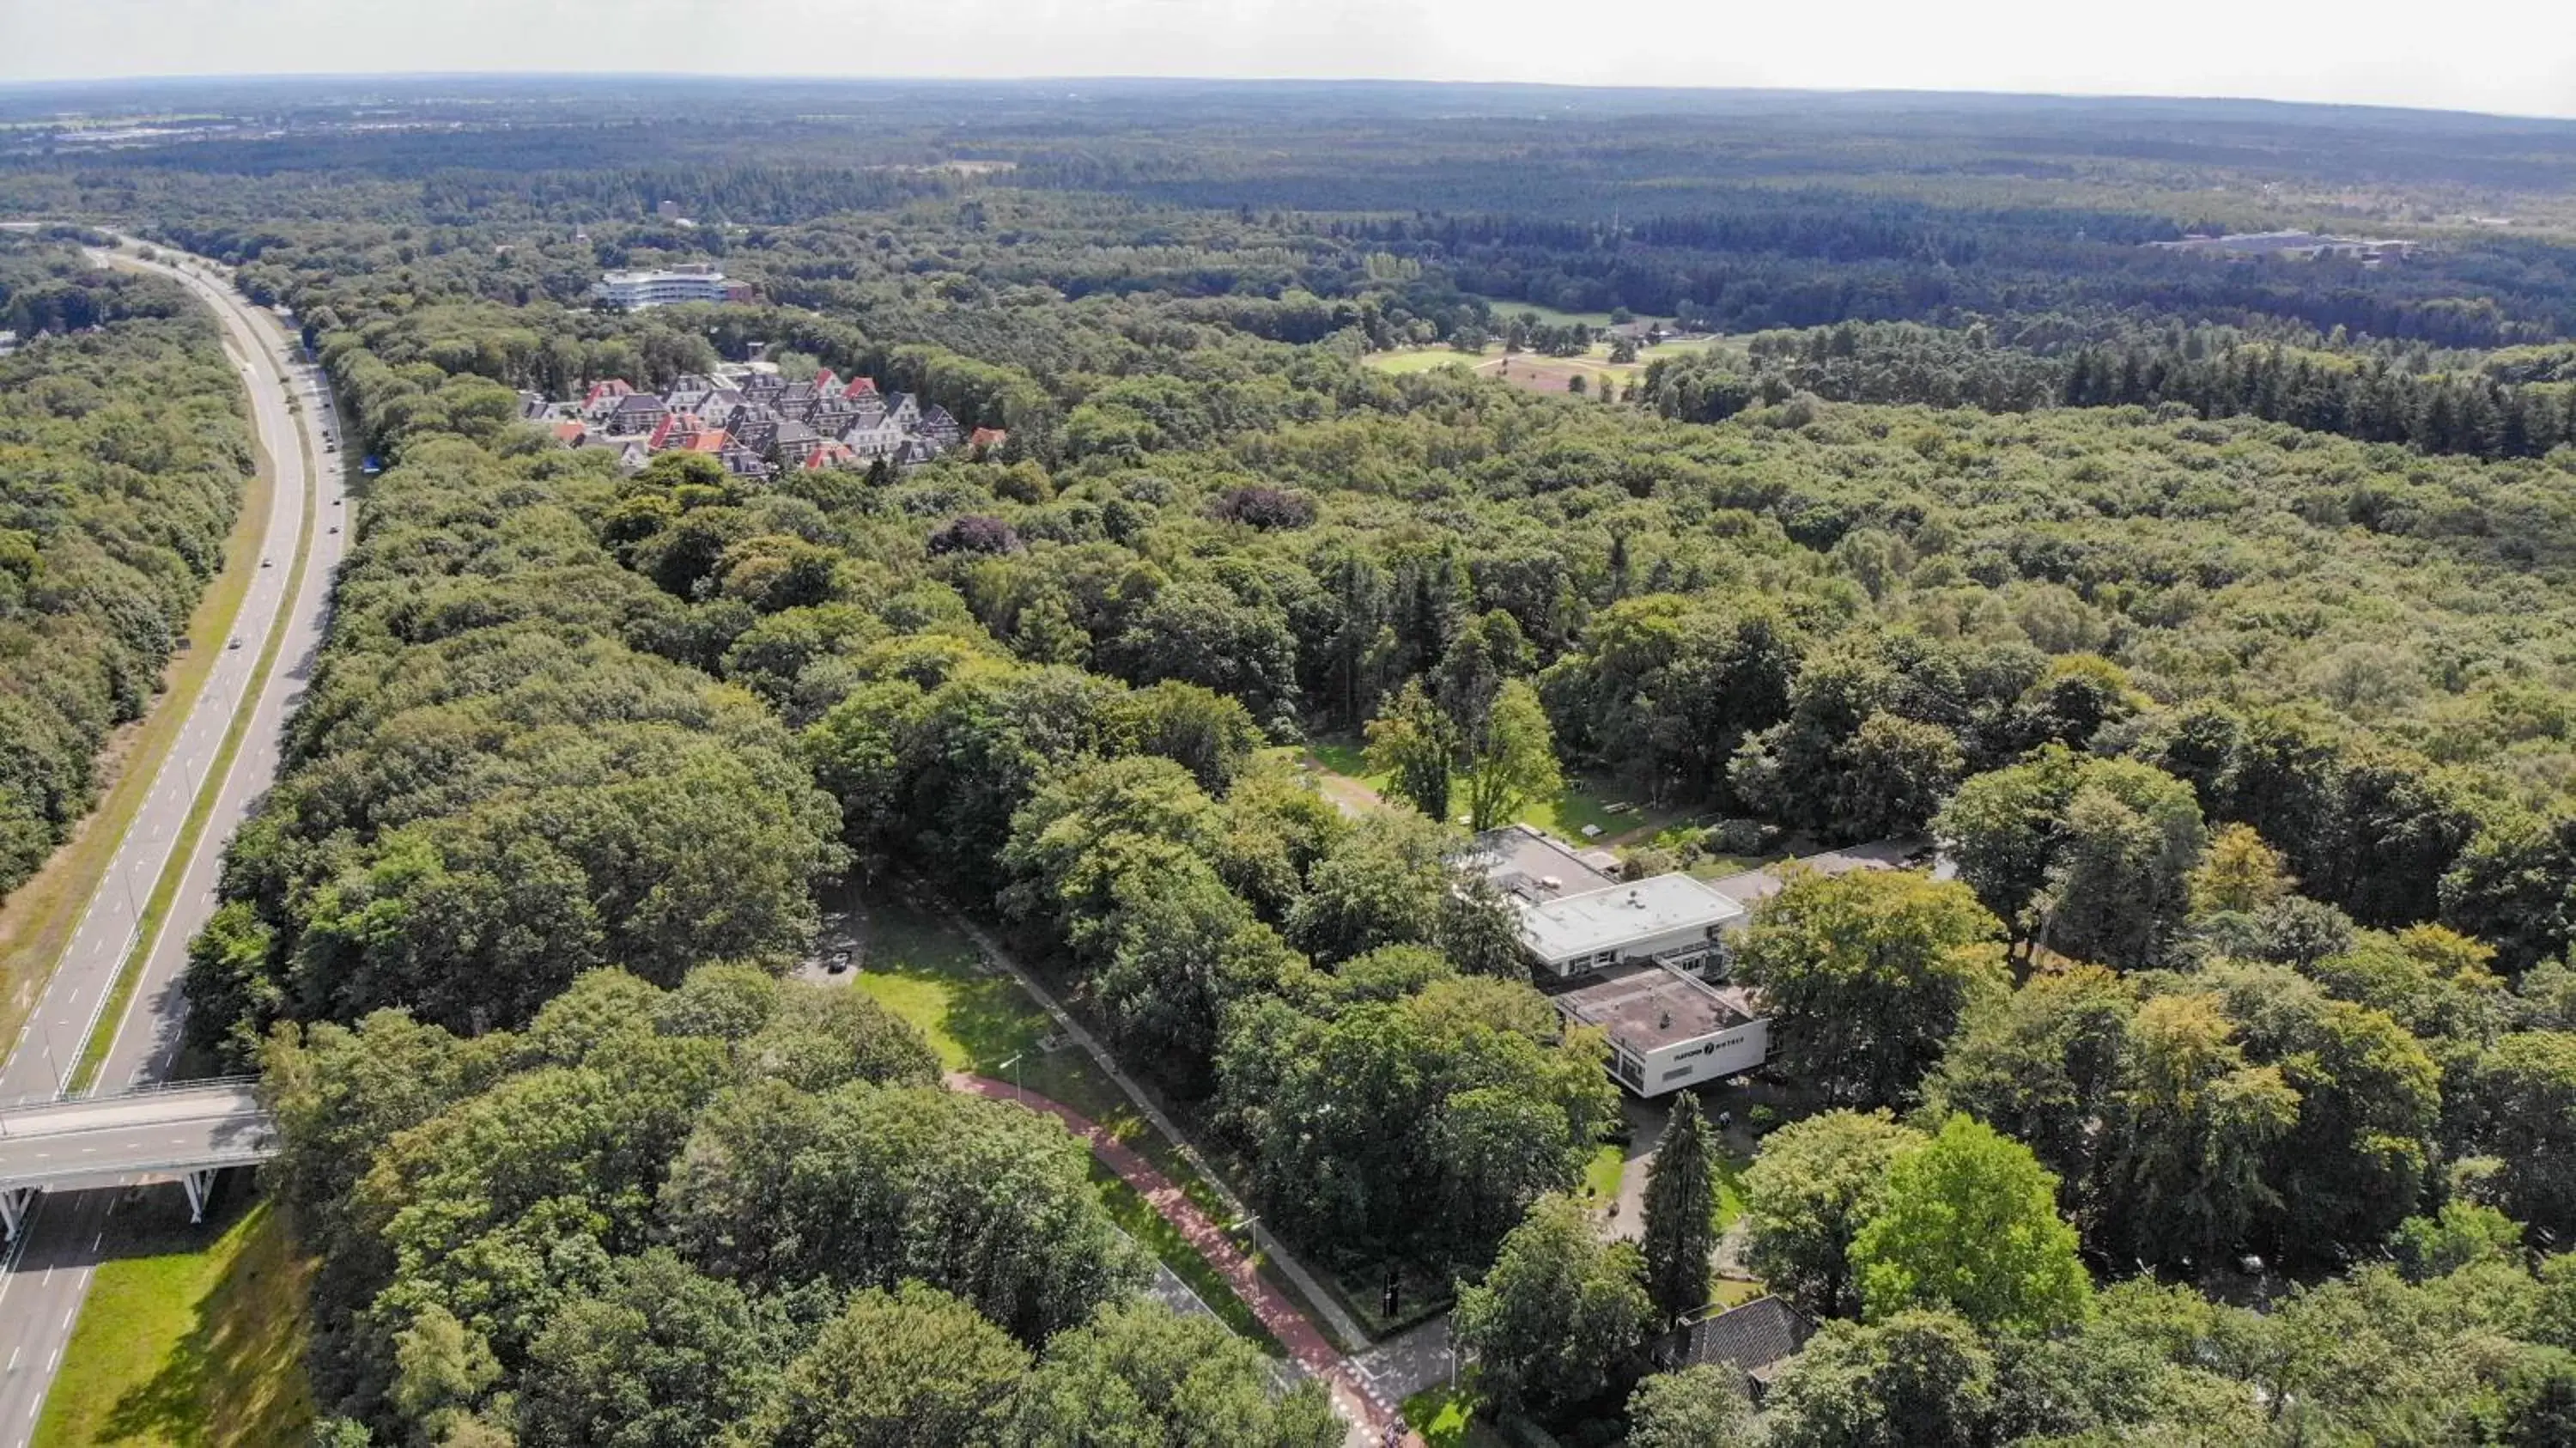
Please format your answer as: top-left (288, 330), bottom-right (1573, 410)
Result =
top-left (731, 409), bottom-right (782, 454)
top-left (1680, 1296), bottom-right (1813, 1402)
top-left (604, 392), bottom-right (668, 436)
top-left (770, 418), bottom-right (822, 467)
top-left (916, 404), bottom-right (964, 448)
top-left (843, 412), bottom-right (906, 460)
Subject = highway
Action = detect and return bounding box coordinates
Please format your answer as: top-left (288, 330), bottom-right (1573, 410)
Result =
top-left (0, 240), bottom-right (344, 1448)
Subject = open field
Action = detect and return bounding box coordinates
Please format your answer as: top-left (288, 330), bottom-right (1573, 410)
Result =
top-left (1364, 333), bottom-right (1727, 397)
top-left (1472, 296), bottom-right (1619, 329)
top-left (34, 1195), bottom-right (314, 1448)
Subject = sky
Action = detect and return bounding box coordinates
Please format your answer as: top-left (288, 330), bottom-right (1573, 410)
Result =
top-left (6, 0), bottom-right (2576, 119)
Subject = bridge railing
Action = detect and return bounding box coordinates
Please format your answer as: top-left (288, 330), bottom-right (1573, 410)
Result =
top-left (0, 1073), bottom-right (260, 1113)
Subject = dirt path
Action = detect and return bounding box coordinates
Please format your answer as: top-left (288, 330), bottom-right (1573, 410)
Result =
top-left (1299, 752), bottom-right (1387, 819)
top-left (952, 1072), bottom-right (1422, 1446)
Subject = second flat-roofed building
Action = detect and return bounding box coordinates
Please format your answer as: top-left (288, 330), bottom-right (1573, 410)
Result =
top-left (1516, 873), bottom-right (1747, 978)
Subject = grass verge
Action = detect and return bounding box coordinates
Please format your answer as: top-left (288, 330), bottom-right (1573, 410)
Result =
top-left (0, 319), bottom-right (276, 1062)
top-left (67, 308), bottom-right (313, 1095)
top-left (33, 1192), bottom-right (317, 1448)
top-left (848, 895), bottom-right (1289, 1350)
top-left (1091, 1164), bottom-right (1285, 1355)
top-left (1403, 1385), bottom-right (1514, 1448)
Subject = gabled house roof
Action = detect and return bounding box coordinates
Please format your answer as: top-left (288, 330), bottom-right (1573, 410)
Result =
top-left (1684, 1296), bottom-right (1812, 1394)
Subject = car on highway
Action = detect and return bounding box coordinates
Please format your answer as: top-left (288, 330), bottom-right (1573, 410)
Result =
top-left (227, 636), bottom-right (243, 650)
top-left (328, 525), bottom-right (340, 534)
top-left (261, 557), bottom-right (272, 568)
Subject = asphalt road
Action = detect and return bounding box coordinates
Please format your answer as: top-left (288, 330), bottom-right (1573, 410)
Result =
top-left (0, 1085), bottom-right (274, 1191)
top-left (0, 241), bottom-right (342, 1448)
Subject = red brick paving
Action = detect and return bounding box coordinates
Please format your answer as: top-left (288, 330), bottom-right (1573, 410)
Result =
top-left (951, 1072), bottom-right (1423, 1445)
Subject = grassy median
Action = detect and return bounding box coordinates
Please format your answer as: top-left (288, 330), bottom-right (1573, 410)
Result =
top-left (67, 306), bottom-right (315, 1096)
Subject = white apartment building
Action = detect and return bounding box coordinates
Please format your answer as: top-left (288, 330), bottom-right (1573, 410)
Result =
top-left (1557, 964), bottom-right (1771, 1096)
top-left (593, 264), bottom-right (734, 310)
top-left (1460, 824), bottom-right (1769, 1097)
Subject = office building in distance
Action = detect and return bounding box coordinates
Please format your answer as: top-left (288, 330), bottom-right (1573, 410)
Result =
top-left (592, 263), bottom-right (750, 310)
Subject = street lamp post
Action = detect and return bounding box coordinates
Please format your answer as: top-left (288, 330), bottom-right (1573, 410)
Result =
top-left (999, 1052), bottom-right (1024, 1098)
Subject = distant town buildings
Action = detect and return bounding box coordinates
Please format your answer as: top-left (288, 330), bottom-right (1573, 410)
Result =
top-left (521, 362), bottom-right (998, 481)
top-left (592, 263), bottom-right (750, 310)
top-left (2148, 229), bottom-right (2415, 265)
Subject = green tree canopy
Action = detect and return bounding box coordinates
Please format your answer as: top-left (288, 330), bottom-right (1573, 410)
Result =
top-left (1849, 1115), bottom-right (2093, 1334)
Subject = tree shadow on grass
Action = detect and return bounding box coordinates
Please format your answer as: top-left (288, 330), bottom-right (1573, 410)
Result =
top-left (97, 1189), bottom-right (312, 1447)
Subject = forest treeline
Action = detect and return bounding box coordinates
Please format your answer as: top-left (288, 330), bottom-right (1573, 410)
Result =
top-left (0, 241), bottom-right (248, 898)
top-left (1646, 320), bottom-right (2576, 461)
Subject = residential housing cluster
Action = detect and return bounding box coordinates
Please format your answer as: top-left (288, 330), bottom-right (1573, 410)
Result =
top-left (521, 362), bottom-right (1004, 480)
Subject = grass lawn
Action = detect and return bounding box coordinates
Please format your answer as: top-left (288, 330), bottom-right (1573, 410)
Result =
top-left (1403, 1386), bottom-right (1516, 1448)
top-left (1303, 735), bottom-right (1688, 848)
top-left (1515, 780), bottom-right (1688, 849)
top-left (36, 1193), bottom-right (314, 1448)
top-left (1709, 1275), bottom-right (1771, 1310)
top-left (849, 894), bottom-right (1297, 1347)
top-left (1580, 1142), bottom-right (1625, 1206)
top-left (1712, 1147), bottom-right (1749, 1234)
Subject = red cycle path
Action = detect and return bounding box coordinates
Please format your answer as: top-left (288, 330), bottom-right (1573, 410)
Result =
top-left (951, 1073), bottom-right (1422, 1446)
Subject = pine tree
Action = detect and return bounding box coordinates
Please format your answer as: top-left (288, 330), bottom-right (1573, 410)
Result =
top-left (1641, 1092), bottom-right (1716, 1327)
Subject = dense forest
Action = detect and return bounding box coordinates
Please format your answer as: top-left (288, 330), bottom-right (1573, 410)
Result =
top-left (0, 238), bottom-right (249, 897)
top-left (9, 78), bottom-right (2576, 1447)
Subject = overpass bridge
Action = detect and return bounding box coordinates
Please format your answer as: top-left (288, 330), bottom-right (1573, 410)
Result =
top-left (0, 1080), bottom-right (276, 1240)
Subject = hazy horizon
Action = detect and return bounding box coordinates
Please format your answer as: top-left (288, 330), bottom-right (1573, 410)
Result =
top-left (6, 0), bottom-right (2573, 120)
